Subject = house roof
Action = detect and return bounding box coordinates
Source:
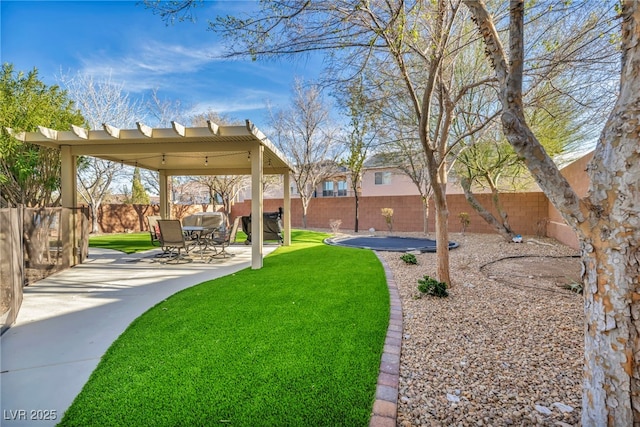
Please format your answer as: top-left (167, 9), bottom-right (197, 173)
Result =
top-left (7, 120), bottom-right (293, 176)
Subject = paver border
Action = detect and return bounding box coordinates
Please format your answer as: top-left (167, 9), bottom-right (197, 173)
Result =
top-left (370, 252), bottom-right (403, 427)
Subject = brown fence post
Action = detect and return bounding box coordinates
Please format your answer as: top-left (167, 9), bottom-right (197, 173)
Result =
top-left (0, 206), bottom-right (25, 334)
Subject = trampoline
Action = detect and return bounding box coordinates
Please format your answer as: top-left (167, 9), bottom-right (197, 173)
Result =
top-left (324, 235), bottom-right (459, 253)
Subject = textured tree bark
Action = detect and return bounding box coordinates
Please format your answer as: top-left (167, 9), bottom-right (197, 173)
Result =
top-left (463, 1), bottom-right (640, 424)
top-left (434, 192), bottom-right (451, 285)
top-left (579, 4), bottom-right (640, 422)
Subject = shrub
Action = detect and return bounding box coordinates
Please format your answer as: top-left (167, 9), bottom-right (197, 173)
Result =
top-left (565, 281), bottom-right (583, 294)
top-left (400, 253), bottom-right (417, 265)
top-left (417, 275), bottom-right (449, 297)
top-left (459, 212), bottom-right (470, 234)
top-left (329, 219), bottom-right (342, 234)
top-left (381, 208), bottom-right (393, 232)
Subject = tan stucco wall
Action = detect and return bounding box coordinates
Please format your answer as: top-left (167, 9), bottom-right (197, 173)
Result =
top-left (547, 152), bottom-right (594, 249)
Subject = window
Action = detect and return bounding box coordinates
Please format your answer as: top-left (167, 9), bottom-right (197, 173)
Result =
top-left (322, 181), bottom-right (334, 197)
top-left (374, 171), bottom-right (392, 185)
top-left (337, 180), bottom-right (347, 196)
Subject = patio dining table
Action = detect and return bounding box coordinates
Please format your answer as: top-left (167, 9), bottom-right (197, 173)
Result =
top-left (182, 225), bottom-right (218, 255)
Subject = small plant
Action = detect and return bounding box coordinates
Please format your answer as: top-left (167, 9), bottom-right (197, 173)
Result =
top-left (417, 275), bottom-right (449, 297)
top-left (400, 253), bottom-right (417, 265)
top-left (458, 212), bottom-right (470, 234)
top-left (329, 219), bottom-right (342, 234)
top-left (381, 208), bottom-right (394, 233)
top-left (565, 281), bottom-right (583, 294)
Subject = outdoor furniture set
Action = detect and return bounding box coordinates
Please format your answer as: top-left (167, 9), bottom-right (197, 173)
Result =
top-left (146, 212), bottom-right (239, 263)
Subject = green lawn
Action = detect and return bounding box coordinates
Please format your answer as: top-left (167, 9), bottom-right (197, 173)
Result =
top-left (64, 230), bottom-right (389, 426)
top-left (88, 230), bottom-right (249, 254)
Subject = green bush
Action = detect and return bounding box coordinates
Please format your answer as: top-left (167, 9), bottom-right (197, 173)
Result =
top-left (565, 281), bottom-right (583, 294)
top-left (417, 275), bottom-right (449, 297)
top-left (400, 253), bottom-right (417, 265)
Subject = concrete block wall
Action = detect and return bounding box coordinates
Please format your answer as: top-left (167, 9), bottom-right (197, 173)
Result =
top-left (97, 204), bottom-right (205, 233)
top-left (230, 192), bottom-right (549, 236)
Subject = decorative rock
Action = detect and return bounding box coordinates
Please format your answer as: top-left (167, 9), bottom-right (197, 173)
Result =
top-left (534, 405), bottom-right (552, 415)
top-left (446, 393), bottom-right (461, 403)
top-left (552, 402), bottom-right (574, 413)
top-left (378, 234), bottom-right (582, 425)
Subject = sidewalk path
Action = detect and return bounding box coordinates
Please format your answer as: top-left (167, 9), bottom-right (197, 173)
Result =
top-left (1, 246), bottom-right (275, 426)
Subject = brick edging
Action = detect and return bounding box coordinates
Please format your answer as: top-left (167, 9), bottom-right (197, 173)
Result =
top-left (370, 252), bottom-right (403, 427)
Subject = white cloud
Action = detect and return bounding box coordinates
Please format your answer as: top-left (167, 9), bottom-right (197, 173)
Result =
top-left (78, 39), bottom-right (226, 93)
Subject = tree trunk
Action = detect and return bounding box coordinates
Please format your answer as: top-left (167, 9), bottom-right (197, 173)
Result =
top-left (580, 4), bottom-right (640, 420)
top-left (301, 197), bottom-right (310, 229)
top-left (460, 177), bottom-right (514, 241)
top-left (580, 230), bottom-right (639, 426)
top-left (433, 191), bottom-right (451, 285)
top-left (354, 193), bottom-right (359, 233)
top-left (422, 195), bottom-right (430, 235)
top-left (464, 0), bottom-right (640, 423)
top-left (91, 202), bottom-right (100, 234)
top-left (488, 180), bottom-right (512, 234)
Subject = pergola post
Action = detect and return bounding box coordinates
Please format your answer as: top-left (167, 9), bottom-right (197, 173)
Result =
top-left (159, 171), bottom-right (170, 219)
top-left (59, 145), bottom-right (78, 266)
top-left (250, 144), bottom-right (264, 269)
top-left (60, 145), bottom-right (76, 208)
top-left (283, 173), bottom-right (291, 246)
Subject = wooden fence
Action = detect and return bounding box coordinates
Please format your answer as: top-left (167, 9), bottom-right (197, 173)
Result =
top-left (0, 206), bottom-right (89, 334)
top-left (1, 207), bottom-right (24, 335)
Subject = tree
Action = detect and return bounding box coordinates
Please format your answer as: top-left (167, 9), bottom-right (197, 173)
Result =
top-left (195, 175), bottom-right (249, 222)
top-left (452, 1), bottom-right (617, 242)
top-left (338, 77), bottom-right (381, 232)
top-left (463, 1), bottom-right (636, 424)
top-left (59, 71), bottom-right (145, 232)
top-left (130, 167), bottom-right (150, 204)
top-left (1, 64), bottom-right (84, 206)
top-left (456, 136), bottom-right (522, 241)
top-left (268, 79), bottom-right (340, 228)
top-left (455, 91), bottom-right (585, 242)
top-left (129, 167), bottom-right (151, 231)
top-left (209, 0), bottom-right (498, 285)
top-left (379, 140), bottom-right (434, 235)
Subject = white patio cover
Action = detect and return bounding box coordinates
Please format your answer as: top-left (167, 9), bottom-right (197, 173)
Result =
top-left (8, 120), bottom-right (293, 269)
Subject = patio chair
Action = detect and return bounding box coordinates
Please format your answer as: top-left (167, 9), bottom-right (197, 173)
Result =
top-left (208, 216), bottom-right (240, 260)
top-left (146, 215), bottom-right (162, 246)
top-left (157, 220), bottom-right (192, 263)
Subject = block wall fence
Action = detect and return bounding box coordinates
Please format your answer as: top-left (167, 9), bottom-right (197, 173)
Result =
top-left (229, 192), bottom-right (550, 237)
top-left (97, 151), bottom-right (596, 251)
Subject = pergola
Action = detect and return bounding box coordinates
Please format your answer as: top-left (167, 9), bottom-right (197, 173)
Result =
top-left (8, 120), bottom-right (293, 269)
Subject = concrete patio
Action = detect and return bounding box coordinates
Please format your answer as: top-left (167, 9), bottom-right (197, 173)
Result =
top-left (1, 245), bottom-right (277, 426)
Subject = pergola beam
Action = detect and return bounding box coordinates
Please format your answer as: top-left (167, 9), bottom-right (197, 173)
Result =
top-left (103, 123), bottom-right (120, 138)
top-left (136, 122), bottom-right (153, 137)
top-left (69, 142), bottom-right (256, 156)
top-left (71, 124), bottom-right (89, 139)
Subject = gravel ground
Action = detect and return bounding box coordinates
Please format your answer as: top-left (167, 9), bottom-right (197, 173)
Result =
top-left (376, 232), bottom-right (584, 427)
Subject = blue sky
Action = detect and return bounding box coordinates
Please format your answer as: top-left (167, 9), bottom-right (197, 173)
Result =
top-left (1, 0), bottom-right (324, 129)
